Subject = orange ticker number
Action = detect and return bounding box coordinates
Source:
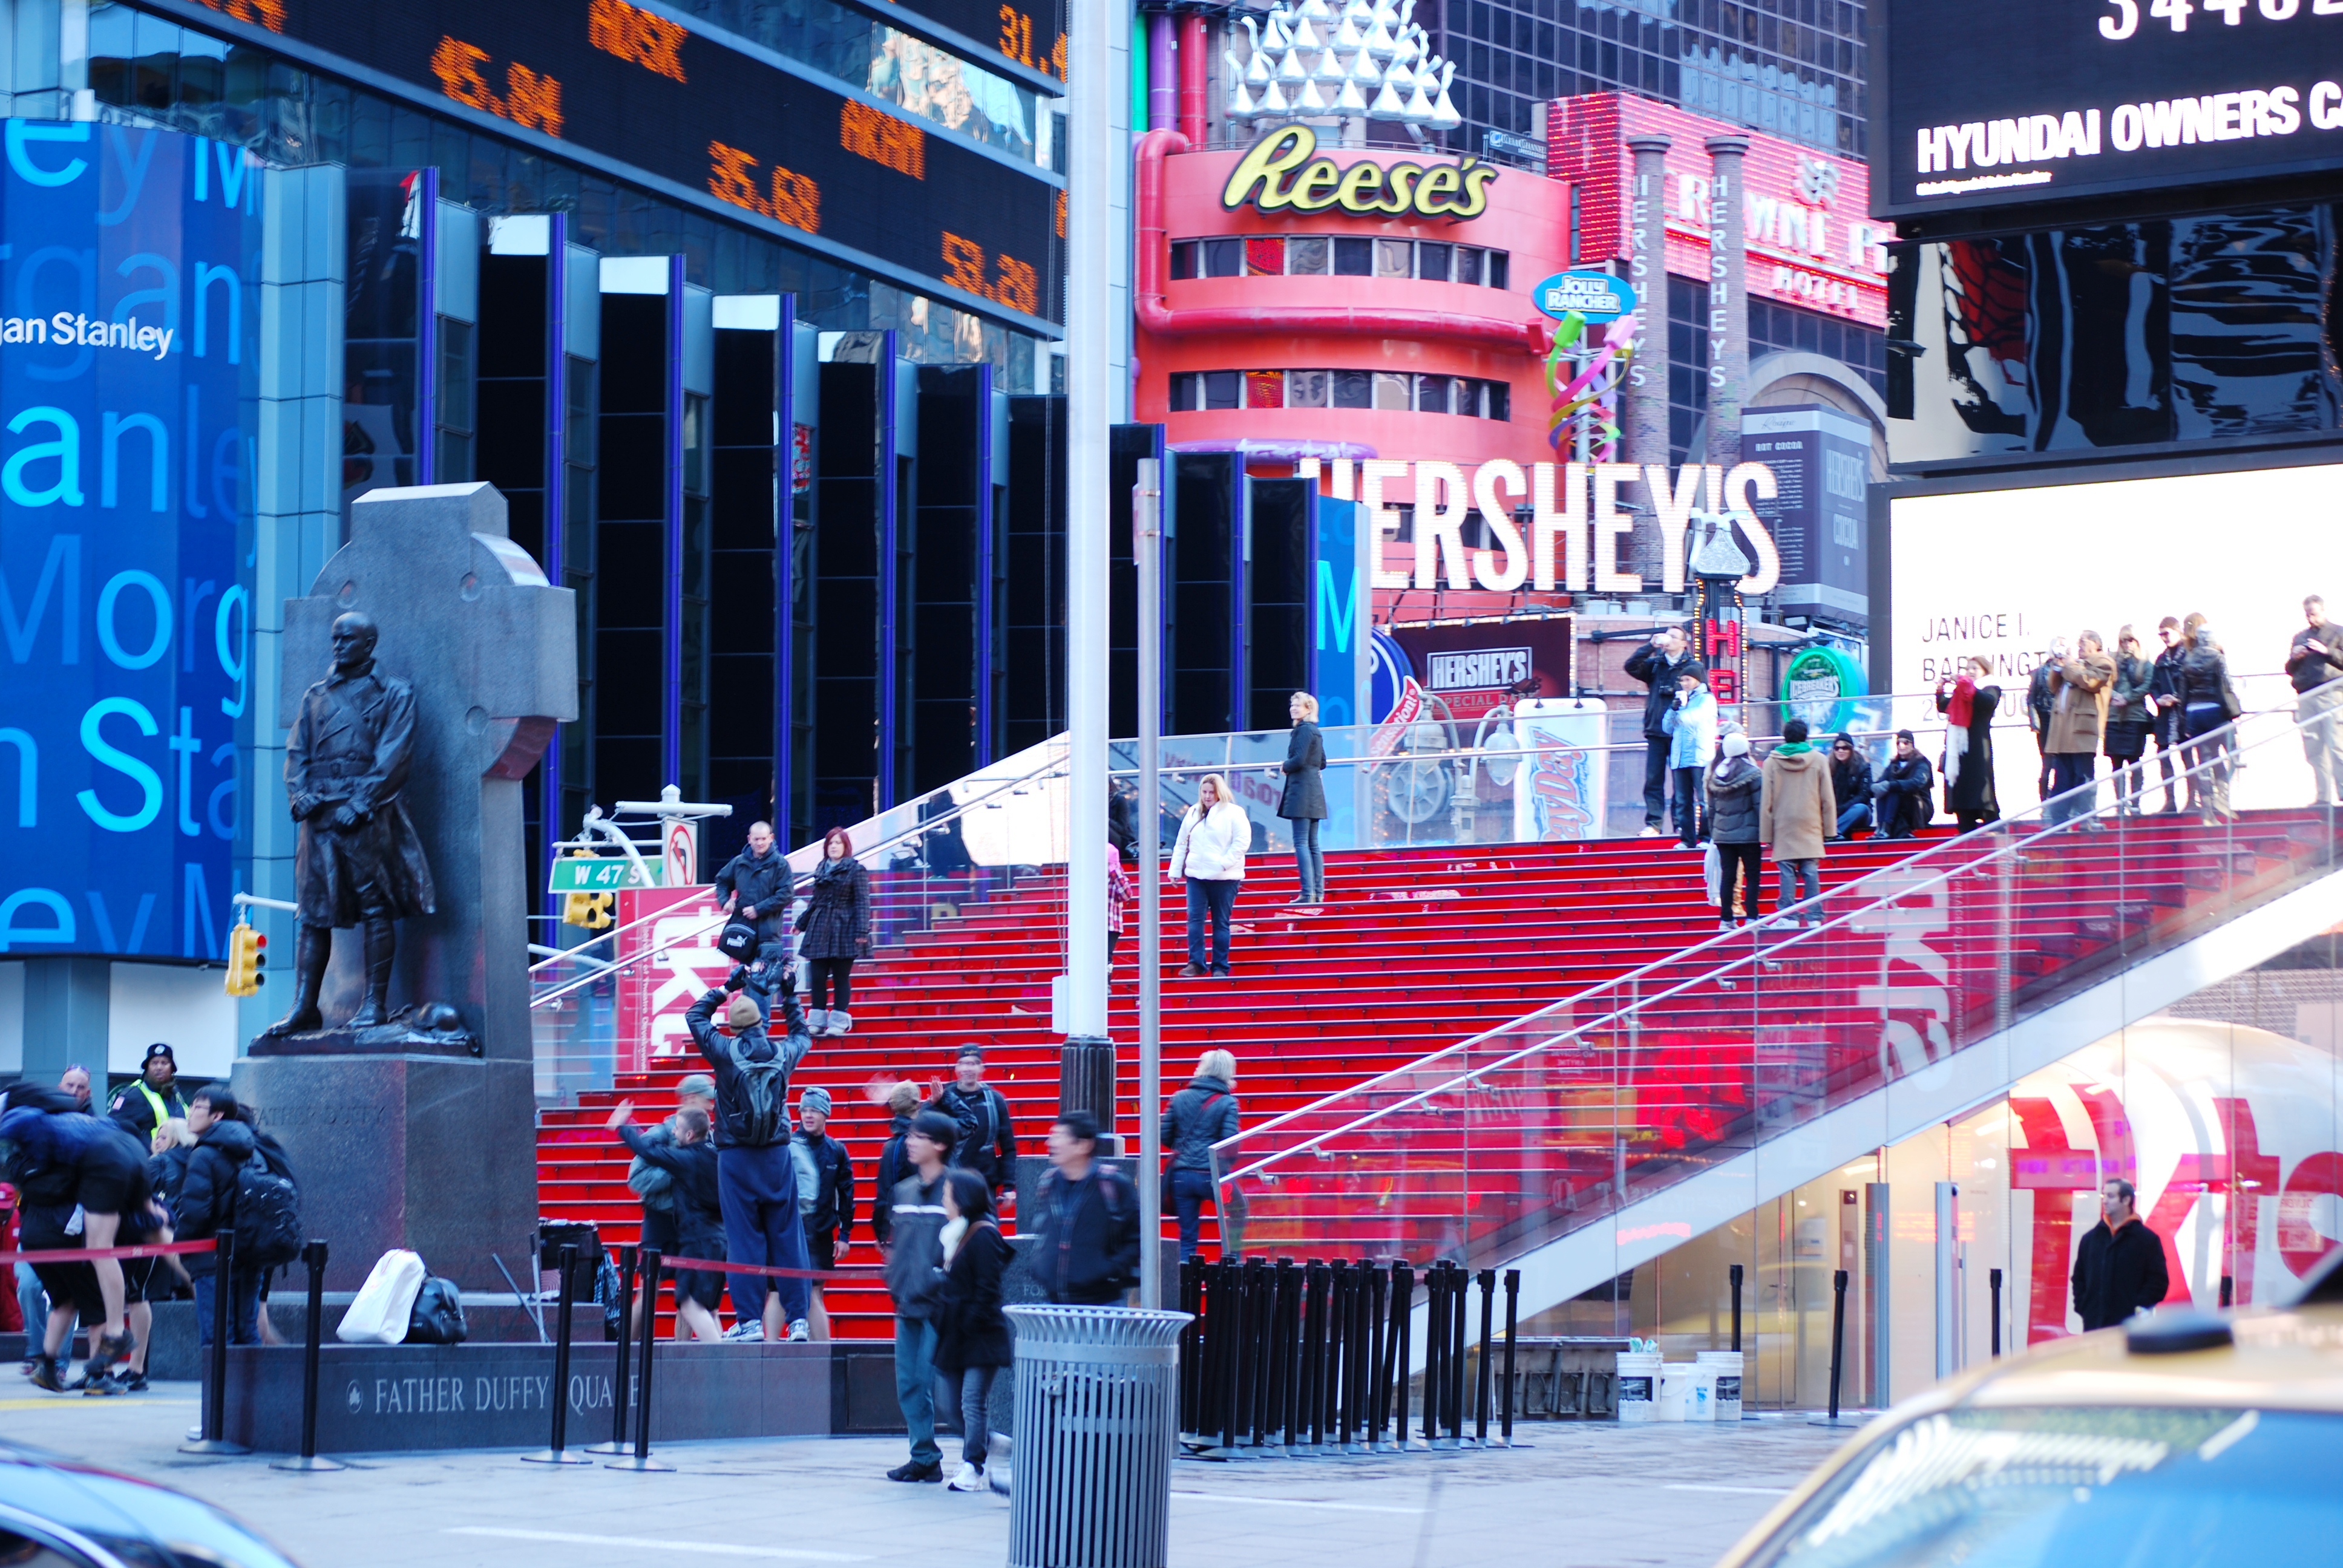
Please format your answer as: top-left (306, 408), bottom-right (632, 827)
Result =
top-left (709, 142), bottom-right (821, 234)
top-left (840, 100), bottom-right (926, 180)
top-left (431, 38), bottom-right (565, 137)
top-left (942, 232), bottom-right (1041, 316)
top-left (588, 0), bottom-right (689, 81)
top-left (193, 0), bottom-right (285, 33)
top-left (997, 5), bottom-right (1066, 80)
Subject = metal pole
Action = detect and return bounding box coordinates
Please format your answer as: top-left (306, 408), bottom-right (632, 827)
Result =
top-left (1136, 458), bottom-right (1162, 1307)
top-left (180, 1232), bottom-right (248, 1455)
top-left (1473, 1269), bottom-right (1495, 1446)
top-left (1827, 1268), bottom-right (1849, 1421)
top-left (1448, 1265), bottom-right (1468, 1442)
top-left (587, 1244), bottom-right (637, 1454)
top-left (1499, 1269), bottom-right (1520, 1446)
top-left (270, 1240), bottom-right (345, 1471)
top-left (1989, 1267), bottom-right (2004, 1358)
top-left (523, 1244), bottom-right (589, 1465)
top-left (607, 1250), bottom-right (672, 1470)
top-left (1729, 1262), bottom-right (1743, 1352)
top-left (1061, 0), bottom-right (1111, 1047)
top-left (1392, 1263), bottom-right (1415, 1447)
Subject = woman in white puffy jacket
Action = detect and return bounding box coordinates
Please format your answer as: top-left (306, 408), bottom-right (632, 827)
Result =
top-left (1168, 771), bottom-right (1248, 978)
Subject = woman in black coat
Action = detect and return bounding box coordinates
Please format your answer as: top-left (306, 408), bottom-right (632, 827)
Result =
top-left (2178, 621), bottom-right (2238, 823)
top-left (799, 827), bottom-right (870, 1038)
top-left (932, 1169), bottom-right (1012, 1492)
top-left (1936, 655), bottom-right (2002, 832)
top-left (1277, 691), bottom-right (1328, 906)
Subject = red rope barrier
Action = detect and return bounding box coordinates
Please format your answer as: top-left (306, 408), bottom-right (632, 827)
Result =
top-left (660, 1253), bottom-right (882, 1281)
top-left (0, 1238), bottom-right (218, 1266)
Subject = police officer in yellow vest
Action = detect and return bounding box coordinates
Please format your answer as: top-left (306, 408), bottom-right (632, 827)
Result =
top-left (106, 1044), bottom-right (187, 1145)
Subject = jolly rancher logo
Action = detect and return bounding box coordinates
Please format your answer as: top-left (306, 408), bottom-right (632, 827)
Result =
top-left (1221, 125), bottom-right (1498, 220)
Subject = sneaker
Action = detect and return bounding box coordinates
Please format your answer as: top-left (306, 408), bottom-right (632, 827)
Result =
top-left (1638, 825), bottom-right (1663, 837)
top-left (82, 1370), bottom-right (125, 1397)
top-left (1717, 920), bottom-right (1735, 933)
top-left (887, 1460), bottom-right (945, 1483)
top-left (1178, 964), bottom-right (1204, 978)
top-left (947, 1462), bottom-right (986, 1492)
top-left (186, 1424), bottom-right (206, 1442)
top-left (27, 1356), bottom-right (63, 1393)
top-left (825, 1011), bottom-right (853, 1037)
top-left (115, 1370), bottom-right (149, 1393)
top-left (90, 1329), bottom-right (134, 1374)
top-left (723, 1321), bottom-right (764, 1342)
top-left (787, 1318), bottom-right (810, 1342)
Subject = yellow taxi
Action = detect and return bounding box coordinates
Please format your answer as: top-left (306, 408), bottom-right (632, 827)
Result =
top-left (1713, 1253), bottom-right (2343, 1568)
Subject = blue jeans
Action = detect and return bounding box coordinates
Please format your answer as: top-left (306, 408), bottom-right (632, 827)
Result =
top-left (1777, 858), bottom-right (1821, 925)
top-left (1170, 1166), bottom-right (1218, 1260)
top-left (716, 1143), bottom-right (812, 1325)
top-left (946, 1363), bottom-right (1001, 1466)
top-left (1835, 800), bottom-right (1872, 837)
top-left (1288, 817), bottom-right (1323, 903)
top-left (896, 1315), bottom-right (942, 1466)
top-left (1185, 877), bottom-right (1238, 972)
top-left (193, 1270), bottom-right (261, 1347)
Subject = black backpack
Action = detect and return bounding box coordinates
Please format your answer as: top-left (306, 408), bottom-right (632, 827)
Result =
top-left (231, 1153), bottom-right (303, 1269)
top-left (727, 1036), bottom-right (790, 1147)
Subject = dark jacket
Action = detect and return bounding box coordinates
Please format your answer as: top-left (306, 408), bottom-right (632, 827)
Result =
top-left (1938, 684), bottom-right (2002, 819)
top-left (713, 844), bottom-right (793, 941)
top-left (148, 1143), bottom-right (193, 1212)
top-left (1624, 642), bottom-right (1702, 739)
top-left (1162, 1076), bottom-right (1240, 1172)
top-left (1829, 748), bottom-right (1873, 815)
top-left (106, 1080), bottom-right (186, 1145)
top-left (1706, 756), bottom-right (1762, 844)
top-left (871, 1112), bottom-right (913, 1245)
top-left (1875, 753), bottom-right (1934, 799)
top-left (620, 1124), bottom-right (721, 1244)
top-left (1029, 1163), bottom-right (1141, 1305)
top-left (1277, 720), bottom-right (1328, 820)
top-left (791, 1127), bottom-right (856, 1241)
top-left (2106, 653), bottom-right (2155, 730)
top-left (2026, 661), bottom-right (2057, 740)
top-left (0, 1106), bottom-right (116, 1208)
top-left (933, 1221), bottom-right (1014, 1373)
top-left (799, 854), bottom-right (870, 962)
top-left (687, 985), bottom-right (811, 1149)
top-left (2179, 644), bottom-right (2236, 728)
top-left (936, 1082), bottom-right (1016, 1189)
top-left (2149, 643), bottom-right (2186, 714)
top-left (2288, 621), bottom-right (2343, 694)
top-left (174, 1118), bottom-right (257, 1279)
top-left (884, 1171), bottom-right (950, 1319)
top-left (2072, 1217), bottom-right (2169, 1331)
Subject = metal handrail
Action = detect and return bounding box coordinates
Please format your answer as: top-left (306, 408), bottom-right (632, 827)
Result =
top-left (1211, 693), bottom-right (2316, 1184)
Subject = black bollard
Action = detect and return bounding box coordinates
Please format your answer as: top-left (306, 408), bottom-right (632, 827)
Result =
top-left (1729, 1263), bottom-right (1745, 1353)
top-left (1499, 1269), bottom-right (1521, 1447)
top-left (1422, 1264), bottom-right (1446, 1447)
top-left (1301, 1261), bottom-right (1328, 1449)
top-left (180, 1232), bottom-right (249, 1455)
top-left (1178, 1258), bottom-right (1202, 1435)
top-left (1827, 1269), bottom-right (1849, 1420)
top-left (270, 1241), bottom-right (345, 1471)
top-left (606, 1250), bottom-right (672, 1470)
top-left (1989, 1267), bottom-right (2004, 1357)
top-left (1219, 1263), bottom-right (1244, 1452)
top-left (1473, 1269), bottom-right (1495, 1446)
top-left (1443, 1266), bottom-right (1462, 1434)
top-left (1329, 1261), bottom-right (1353, 1449)
top-left (1391, 1261), bottom-right (1415, 1448)
top-left (523, 1244), bottom-right (590, 1465)
top-left (1349, 1259), bottom-right (1374, 1451)
top-left (1270, 1259), bottom-right (1299, 1448)
top-left (1365, 1261), bottom-right (1391, 1449)
top-left (586, 1245), bottom-right (638, 1454)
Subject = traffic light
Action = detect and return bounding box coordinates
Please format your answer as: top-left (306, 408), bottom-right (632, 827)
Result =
top-left (225, 921), bottom-right (267, 997)
top-left (563, 890), bottom-right (614, 930)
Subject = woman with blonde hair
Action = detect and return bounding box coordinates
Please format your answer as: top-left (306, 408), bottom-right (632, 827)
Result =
top-left (1168, 772), bottom-right (1248, 977)
top-left (1160, 1050), bottom-right (1242, 1260)
top-left (1277, 691), bottom-right (1328, 906)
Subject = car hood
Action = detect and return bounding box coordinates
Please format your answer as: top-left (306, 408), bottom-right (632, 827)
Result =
top-left (0, 1450), bottom-right (302, 1568)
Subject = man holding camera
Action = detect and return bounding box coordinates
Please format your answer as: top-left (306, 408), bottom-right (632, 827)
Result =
top-left (688, 954), bottom-right (814, 1343)
top-left (1625, 627), bottom-right (1703, 838)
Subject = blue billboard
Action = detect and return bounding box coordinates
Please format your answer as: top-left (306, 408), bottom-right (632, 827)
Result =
top-left (0, 122), bottom-right (260, 960)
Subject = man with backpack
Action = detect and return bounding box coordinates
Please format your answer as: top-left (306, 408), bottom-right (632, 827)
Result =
top-left (1029, 1111), bottom-right (1141, 1305)
top-left (170, 1086), bottom-right (300, 1349)
top-left (689, 964), bottom-right (814, 1344)
top-left (934, 1047), bottom-right (1016, 1203)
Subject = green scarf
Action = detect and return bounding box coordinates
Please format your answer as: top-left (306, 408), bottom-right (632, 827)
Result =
top-left (1773, 740), bottom-right (1814, 756)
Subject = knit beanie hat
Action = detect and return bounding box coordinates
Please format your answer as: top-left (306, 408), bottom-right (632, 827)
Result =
top-left (798, 1085), bottom-right (833, 1119)
top-left (1723, 733), bottom-right (1751, 758)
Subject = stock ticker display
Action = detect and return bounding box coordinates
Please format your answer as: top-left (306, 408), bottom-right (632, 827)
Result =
top-left (159, 0), bottom-right (1064, 324)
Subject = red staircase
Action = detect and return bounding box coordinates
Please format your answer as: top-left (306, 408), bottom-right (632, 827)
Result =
top-left (536, 829), bottom-right (1951, 1337)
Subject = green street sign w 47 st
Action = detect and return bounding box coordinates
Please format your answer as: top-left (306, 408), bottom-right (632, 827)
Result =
top-left (548, 857), bottom-right (658, 893)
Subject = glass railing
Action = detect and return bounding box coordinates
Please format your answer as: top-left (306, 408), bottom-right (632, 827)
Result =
top-left (1207, 691), bottom-right (2342, 1272)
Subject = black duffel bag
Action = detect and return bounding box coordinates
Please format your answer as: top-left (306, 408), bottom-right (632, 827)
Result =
top-left (404, 1276), bottom-right (469, 1345)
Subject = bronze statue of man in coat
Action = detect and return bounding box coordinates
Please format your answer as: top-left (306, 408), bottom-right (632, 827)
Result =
top-left (263, 612), bottom-right (437, 1034)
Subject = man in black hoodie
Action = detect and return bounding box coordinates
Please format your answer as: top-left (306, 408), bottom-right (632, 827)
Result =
top-left (690, 968), bottom-right (814, 1342)
top-left (1871, 731), bottom-right (1936, 839)
top-left (1029, 1111), bottom-right (1140, 1305)
top-left (2072, 1178), bottom-right (2170, 1331)
top-left (173, 1086), bottom-right (277, 1348)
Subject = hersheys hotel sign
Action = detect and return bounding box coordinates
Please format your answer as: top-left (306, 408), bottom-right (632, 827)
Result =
top-left (1222, 125), bottom-right (1499, 220)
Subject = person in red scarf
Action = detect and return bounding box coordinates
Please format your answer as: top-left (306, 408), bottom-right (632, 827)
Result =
top-left (1937, 655), bottom-right (2003, 832)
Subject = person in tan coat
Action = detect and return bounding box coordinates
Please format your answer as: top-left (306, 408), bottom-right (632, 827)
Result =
top-left (2045, 631), bottom-right (2117, 826)
top-left (1760, 718), bottom-right (1835, 928)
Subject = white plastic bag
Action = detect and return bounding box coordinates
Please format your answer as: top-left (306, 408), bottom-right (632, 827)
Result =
top-left (1702, 841), bottom-right (1722, 907)
top-left (337, 1249), bottom-right (427, 1344)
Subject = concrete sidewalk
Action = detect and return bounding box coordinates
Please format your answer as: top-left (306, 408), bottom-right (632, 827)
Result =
top-left (4, 1383), bottom-right (1863, 1568)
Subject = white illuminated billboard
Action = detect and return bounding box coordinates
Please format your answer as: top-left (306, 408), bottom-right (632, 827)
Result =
top-left (1889, 461), bottom-right (2343, 815)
